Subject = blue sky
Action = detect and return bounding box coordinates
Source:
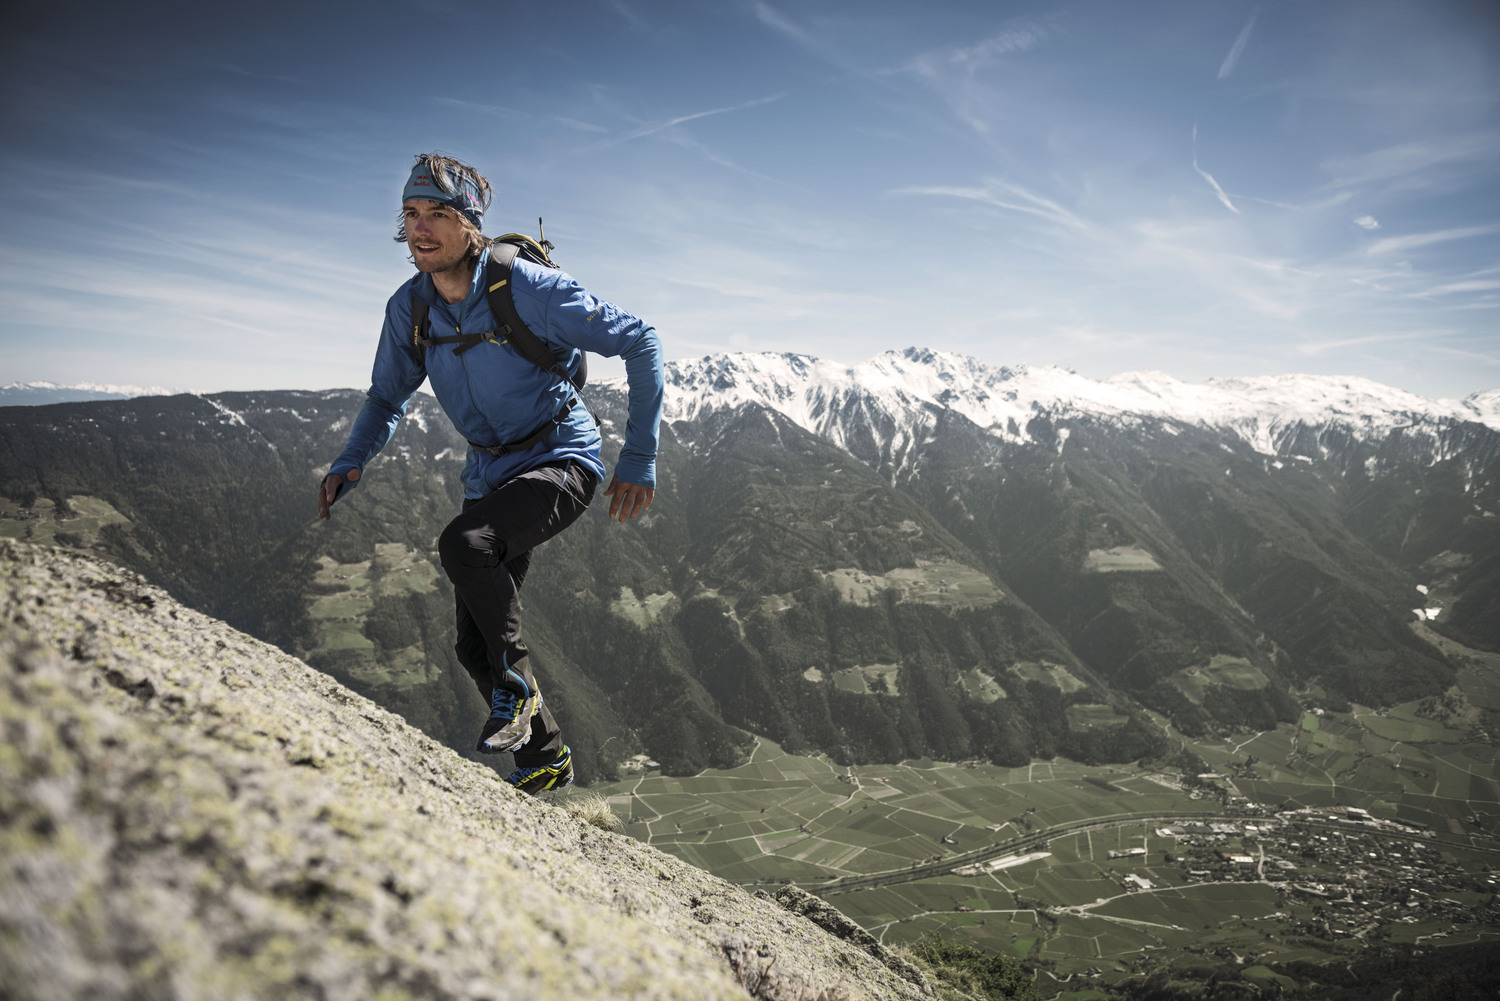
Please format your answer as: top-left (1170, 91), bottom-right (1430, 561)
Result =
top-left (2, 0), bottom-right (1497, 399)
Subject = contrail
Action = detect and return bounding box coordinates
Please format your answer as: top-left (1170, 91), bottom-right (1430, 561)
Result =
top-left (1193, 126), bottom-right (1240, 214)
top-left (1218, 9), bottom-right (1259, 79)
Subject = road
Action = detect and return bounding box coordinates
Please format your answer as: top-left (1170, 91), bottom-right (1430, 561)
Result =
top-left (810, 811), bottom-right (1500, 898)
top-left (811, 810), bottom-right (1225, 896)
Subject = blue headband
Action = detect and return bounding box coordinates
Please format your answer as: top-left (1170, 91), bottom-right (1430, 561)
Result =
top-left (402, 161), bottom-right (485, 228)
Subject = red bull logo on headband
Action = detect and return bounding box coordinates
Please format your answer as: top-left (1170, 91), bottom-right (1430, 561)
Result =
top-left (402, 160), bottom-right (485, 228)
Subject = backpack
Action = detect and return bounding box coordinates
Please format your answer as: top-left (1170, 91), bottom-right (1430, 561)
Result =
top-left (409, 226), bottom-right (593, 457)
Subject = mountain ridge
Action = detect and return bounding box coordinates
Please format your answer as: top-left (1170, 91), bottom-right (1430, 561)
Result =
top-left (0, 381), bottom-right (177, 406)
top-left (630, 348), bottom-right (1500, 461)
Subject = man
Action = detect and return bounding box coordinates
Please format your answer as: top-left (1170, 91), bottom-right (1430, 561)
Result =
top-left (318, 153), bottom-right (663, 794)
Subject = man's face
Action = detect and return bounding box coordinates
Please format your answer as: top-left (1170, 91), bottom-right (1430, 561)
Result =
top-left (403, 199), bottom-right (469, 274)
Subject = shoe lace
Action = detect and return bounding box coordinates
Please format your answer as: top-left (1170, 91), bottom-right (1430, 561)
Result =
top-left (489, 687), bottom-right (518, 720)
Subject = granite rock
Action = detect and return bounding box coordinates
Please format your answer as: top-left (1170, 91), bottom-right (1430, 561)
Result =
top-left (0, 540), bottom-right (932, 1001)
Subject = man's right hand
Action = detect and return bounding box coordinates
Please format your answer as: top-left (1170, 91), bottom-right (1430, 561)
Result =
top-left (317, 469), bottom-right (359, 520)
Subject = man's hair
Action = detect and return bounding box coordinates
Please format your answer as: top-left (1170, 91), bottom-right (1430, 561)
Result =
top-left (395, 153), bottom-right (494, 260)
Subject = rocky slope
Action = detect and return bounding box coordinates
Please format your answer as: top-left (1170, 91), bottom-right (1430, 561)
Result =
top-left (0, 540), bottom-right (932, 1001)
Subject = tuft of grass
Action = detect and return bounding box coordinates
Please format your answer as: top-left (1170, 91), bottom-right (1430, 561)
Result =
top-left (560, 790), bottom-right (622, 832)
top-left (893, 934), bottom-right (1042, 1001)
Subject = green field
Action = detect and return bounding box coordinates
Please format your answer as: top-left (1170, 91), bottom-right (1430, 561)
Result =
top-left (1171, 655), bottom-right (1270, 703)
top-left (1084, 546), bottom-right (1162, 573)
top-left (959, 667), bottom-right (1007, 703)
top-left (307, 544), bottom-right (441, 685)
top-left (1009, 661), bottom-right (1089, 694)
top-left (831, 663), bottom-right (901, 695)
top-left (1066, 704), bottom-right (1130, 729)
top-left (0, 494), bottom-right (131, 548)
top-left (822, 558), bottom-right (1007, 609)
top-left (601, 739), bottom-right (1220, 891)
top-left (611, 586), bottom-right (678, 626)
top-left (593, 641), bottom-right (1500, 999)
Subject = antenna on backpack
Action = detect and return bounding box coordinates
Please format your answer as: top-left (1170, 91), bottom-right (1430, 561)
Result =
top-left (538, 217), bottom-right (554, 254)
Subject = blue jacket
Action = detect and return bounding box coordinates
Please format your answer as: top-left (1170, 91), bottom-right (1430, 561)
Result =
top-left (327, 245), bottom-right (664, 501)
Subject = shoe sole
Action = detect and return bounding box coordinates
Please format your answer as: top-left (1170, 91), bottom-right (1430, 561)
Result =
top-left (479, 721), bottom-right (533, 754)
top-left (510, 747), bottom-right (574, 795)
top-left (515, 766), bottom-right (573, 795)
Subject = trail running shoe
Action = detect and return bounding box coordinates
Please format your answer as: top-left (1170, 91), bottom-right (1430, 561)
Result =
top-left (507, 745), bottom-right (574, 795)
top-left (477, 685), bottom-right (538, 754)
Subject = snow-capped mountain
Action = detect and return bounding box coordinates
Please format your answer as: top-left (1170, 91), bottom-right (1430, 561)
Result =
top-left (651, 347), bottom-right (1500, 464)
top-left (0, 381), bottom-right (176, 406)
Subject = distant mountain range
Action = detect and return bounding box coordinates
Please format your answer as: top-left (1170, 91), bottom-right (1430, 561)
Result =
top-left (0, 381), bottom-right (175, 405)
top-left (2, 350), bottom-right (1495, 781)
top-left (660, 349), bottom-right (1500, 464)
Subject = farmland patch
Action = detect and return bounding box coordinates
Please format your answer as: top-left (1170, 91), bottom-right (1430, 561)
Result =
top-left (1009, 660), bottom-right (1088, 694)
top-left (1066, 703), bottom-right (1130, 729)
top-left (1084, 545), bottom-right (1162, 573)
top-left (832, 664), bottom-right (900, 695)
top-left (612, 586), bottom-right (678, 626)
top-left (822, 559), bottom-right (1004, 609)
top-left (1172, 655), bottom-right (1268, 703)
top-left (958, 667), bottom-right (1006, 703)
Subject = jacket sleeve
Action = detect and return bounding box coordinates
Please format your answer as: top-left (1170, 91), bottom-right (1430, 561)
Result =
top-left (541, 273), bottom-right (664, 489)
top-left (324, 291), bottom-right (429, 503)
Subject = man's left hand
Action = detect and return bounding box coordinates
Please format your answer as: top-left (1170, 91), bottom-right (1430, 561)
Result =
top-left (603, 477), bottom-right (654, 522)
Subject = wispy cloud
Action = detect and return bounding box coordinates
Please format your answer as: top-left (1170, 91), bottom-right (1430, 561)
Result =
top-left (1416, 280), bottom-right (1500, 296)
top-left (1217, 9), bottom-right (1259, 80)
top-left (601, 93), bottom-right (788, 147)
top-left (928, 19), bottom-right (1056, 76)
top-left (753, 1), bottom-right (816, 50)
top-left (1367, 223), bottom-right (1500, 255)
top-left (202, 61), bottom-right (303, 86)
top-left (890, 13), bottom-right (1060, 94)
top-left (1354, 215), bottom-right (1380, 230)
top-left (1238, 191), bottom-right (1354, 213)
top-left (750, 2), bottom-right (879, 81)
top-left (657, 129), bottom-right (781, 182)
top-left (1323, 132), bottom-right (1500, 187)
top-left (1192, 127), bottom-right (1240, 214)
top-left (890, 178), bottom-right (1088, 233)
top-left (432, 96), bottom-right (513, 117)
top-left (555, 117), bottom-right (609, 134)
top-left (1294, 330), bottom-right (1451, 355)
top-left (603, 0), bottom-right (645, 30)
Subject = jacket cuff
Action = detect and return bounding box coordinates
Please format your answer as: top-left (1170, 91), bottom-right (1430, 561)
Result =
top-left (325, 463), bottom-right (364, 502)
top-left (612, 457), bottom-right (656, 490)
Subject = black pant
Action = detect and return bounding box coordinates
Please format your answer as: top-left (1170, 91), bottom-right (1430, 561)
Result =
top-left (437, 460), bottom-right (596, 766)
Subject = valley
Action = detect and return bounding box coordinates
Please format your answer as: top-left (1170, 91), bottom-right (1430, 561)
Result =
top-left (3, 353), bottom-right (1497, 997)
top-left (595, 627), bottom-right (1500, 998)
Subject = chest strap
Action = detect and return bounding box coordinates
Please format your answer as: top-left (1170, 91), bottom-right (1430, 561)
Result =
top-left (408, 243), bottom-right (595, 456)
top-left (465, 398), bottom-right (578, 458)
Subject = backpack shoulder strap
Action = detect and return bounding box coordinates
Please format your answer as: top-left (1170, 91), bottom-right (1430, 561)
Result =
top-left (485, 244), bottom-right (585, 391)
top-left (409, 292), bottom-right (430, 349)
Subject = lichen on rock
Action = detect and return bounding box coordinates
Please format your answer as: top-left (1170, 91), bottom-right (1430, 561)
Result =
top-left (0, 540), bottom-right (931, 1001)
